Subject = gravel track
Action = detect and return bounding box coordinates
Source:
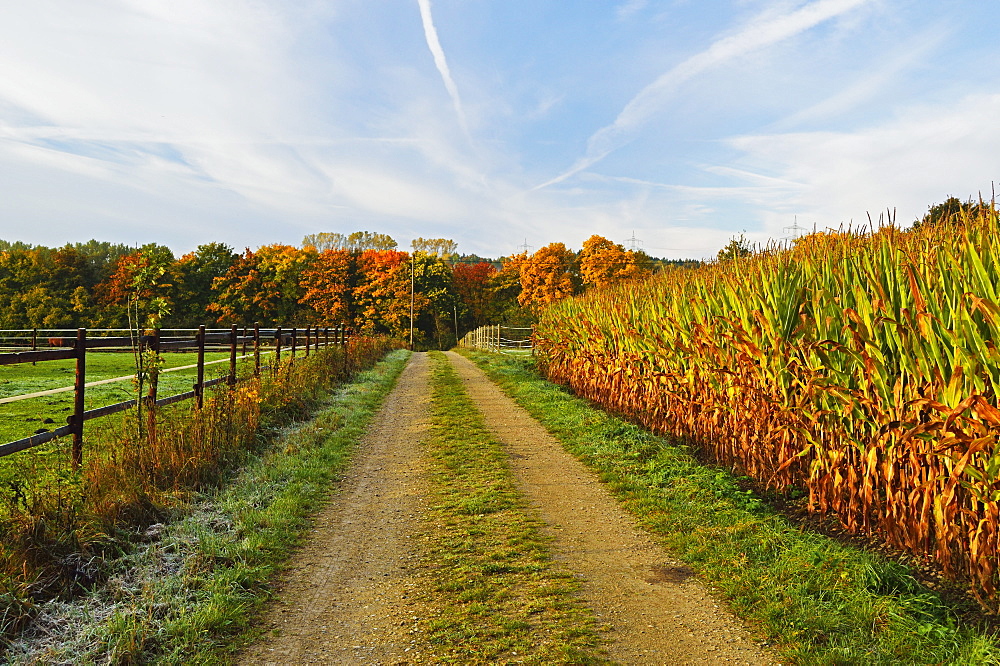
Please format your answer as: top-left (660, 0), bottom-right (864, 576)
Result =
top-left (239, 353), bottom-right (434, 665)
top-left (241, 352), bottom-right (775, 664)
top-left (445, 351), bottom-right (773, 665)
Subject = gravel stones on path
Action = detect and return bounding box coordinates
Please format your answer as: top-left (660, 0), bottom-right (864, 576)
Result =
top-left (445, 351), bottom-right (773, 666)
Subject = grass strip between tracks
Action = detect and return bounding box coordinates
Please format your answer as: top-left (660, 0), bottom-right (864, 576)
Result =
top-left (462, 350), bottom-right (1000, 666)
top-left (3, 349), bottom-right (411, 665)
top-left (420, 351), bottom-right (609, 664)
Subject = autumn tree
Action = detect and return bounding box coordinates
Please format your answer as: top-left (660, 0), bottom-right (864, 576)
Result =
top-left (578, 235), bottom-right (649, 289)
top-left (168, 242), bottom-right (237, 327)
top-left (452, 262), bottom-right (497, 330)
top-left (209, 244), bottom-right (316, 325)
top-left (299, 249), bottom-right (356, 325)
top-left (95, 244), bottom-right (175, 328)
top-left (517, 243), bottom-right (577, 311)
top-left (353, 250), bottom-right (412, 334)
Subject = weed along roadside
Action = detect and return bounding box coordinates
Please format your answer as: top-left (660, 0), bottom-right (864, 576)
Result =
top-left (463, 350), bottom-right (1000, 664)
top-left (0, 340), bottom-right (401, 663)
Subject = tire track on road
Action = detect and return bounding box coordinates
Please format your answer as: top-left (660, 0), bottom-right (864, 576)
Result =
top-left (446, 351), bottom-right (773, 666)
top-left (240, 352), bottom-right (433, 665)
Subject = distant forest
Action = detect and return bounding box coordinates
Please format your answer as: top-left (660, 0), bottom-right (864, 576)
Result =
top-left (0, 232), bottom-right (698, 347)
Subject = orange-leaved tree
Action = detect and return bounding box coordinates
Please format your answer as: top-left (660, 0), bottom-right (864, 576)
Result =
top-left (209, 244), bottom-right (316, 325)
top-left (517, 243), bottom-right (577, 311)
top-left (299, 248), bottom-right (356, 325)
top-left (578, 235), bottom-right (649, 289)
top-left (452, 261), bottom-right (497, 329)
top-left (95, 244), bottom-right (175, 329)
top-left (353, 249), bottom-right (413, 334)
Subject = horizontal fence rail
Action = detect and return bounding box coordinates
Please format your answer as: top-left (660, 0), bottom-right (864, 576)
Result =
top-left (459, 325), bottom-right (534, 354)
top-left (0, 324), bottom-right (351, 466)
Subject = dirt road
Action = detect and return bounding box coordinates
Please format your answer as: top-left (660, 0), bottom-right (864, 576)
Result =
top-left (445, 352), bottom-right (771, 665)
top-left (239, 353), bottom-right (434, 665)
top-left (241, 352), bottom-right (773, 664)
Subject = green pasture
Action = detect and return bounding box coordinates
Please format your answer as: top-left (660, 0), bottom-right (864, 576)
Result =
top-left (0, 349), bottom-right (286, 445)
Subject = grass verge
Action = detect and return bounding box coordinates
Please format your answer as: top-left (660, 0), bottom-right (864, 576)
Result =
top-left (2, 349), bottom-right (410, 664)
top-left (421, 351), bottom-right (609, 664)
top-left (463, 350), bottom-right (1000, 665)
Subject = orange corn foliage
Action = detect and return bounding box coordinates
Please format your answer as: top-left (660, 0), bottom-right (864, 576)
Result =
top-left (536, 207), bottom-right (1000, 607)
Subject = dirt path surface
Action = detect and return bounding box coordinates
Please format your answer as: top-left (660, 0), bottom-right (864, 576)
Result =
top-left (445, 351), bottom-right (774, 665)
top-left (239, 353), bottom-right (434, 666)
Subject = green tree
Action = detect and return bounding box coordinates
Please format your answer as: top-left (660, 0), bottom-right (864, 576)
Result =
top-left (717, 234), bottom-right (753, 262)
top-left (412, 252), bottom-right (458, 349)
top-left (411, 237), bottom-right (458, 258)
top-left (911, 196), bottom-right (990, 231)
top-left (168, 243), bottom-right (237, 327)
top-left (302, 231), bottom-right (398, 252)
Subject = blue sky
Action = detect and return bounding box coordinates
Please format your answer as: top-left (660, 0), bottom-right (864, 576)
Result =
top-left (0, 0), bottom-right (998, 259)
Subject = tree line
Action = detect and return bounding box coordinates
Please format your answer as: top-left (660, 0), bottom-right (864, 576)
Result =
top-left (0, 233), bottom-right (677, 348)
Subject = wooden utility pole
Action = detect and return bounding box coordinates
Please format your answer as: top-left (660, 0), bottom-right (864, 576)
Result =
top-left (410, 252), bottom-right (415, 350)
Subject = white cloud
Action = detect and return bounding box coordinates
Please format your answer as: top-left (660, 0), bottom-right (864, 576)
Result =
top-left (534, 0), bottom-right (875, 190)
top-left (415, 0), bottom-right (471, 142)
top-left (616, 0), bottom-right (649, 21)
top-left (775, 28), bottom-right (947, 129)
top-left (726, 92), bottom-right (1000, 232)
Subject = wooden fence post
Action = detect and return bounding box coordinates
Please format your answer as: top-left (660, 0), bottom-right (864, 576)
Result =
top-left (305, 326), bottom-right (311, 357)
top-left (71, 327), bottom-right (86, 470)
top-left (275, 326), bottom-right (282, 365)
top-left (254, 322), bottom-right (261, 377)
top-left (228, 324), bottom-right (238, 386)
top-left (195, 325), bottom-right (206, 409)
top-left (290, 327), bottom-right (297, 363)
top-left (31, 327), bottom-right (37, 366)
top-left (242, 325), bottom-right (249, 357)
top-left (144, 331), bottom-right (159, 440)
top-left (342, 326), bottom-right (349, 377)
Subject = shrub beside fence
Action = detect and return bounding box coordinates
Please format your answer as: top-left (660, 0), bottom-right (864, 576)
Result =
top-left (0, 324), bottom-right (349, 467)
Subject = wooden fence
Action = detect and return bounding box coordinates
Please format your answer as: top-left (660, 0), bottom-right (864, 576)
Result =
top-left (458, 325), bottom-right (533, 354)
top-left (0, 324), bottom-right (349, 466)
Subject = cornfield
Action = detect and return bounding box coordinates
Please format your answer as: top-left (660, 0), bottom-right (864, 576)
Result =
top-left (535, 205), bottom-right (1000, 607)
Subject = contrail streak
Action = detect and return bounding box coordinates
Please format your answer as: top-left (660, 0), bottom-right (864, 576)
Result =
top-left (532, 0), bottom-right (873, 191)
top-left (416, 0), bottom-right (470, 141)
